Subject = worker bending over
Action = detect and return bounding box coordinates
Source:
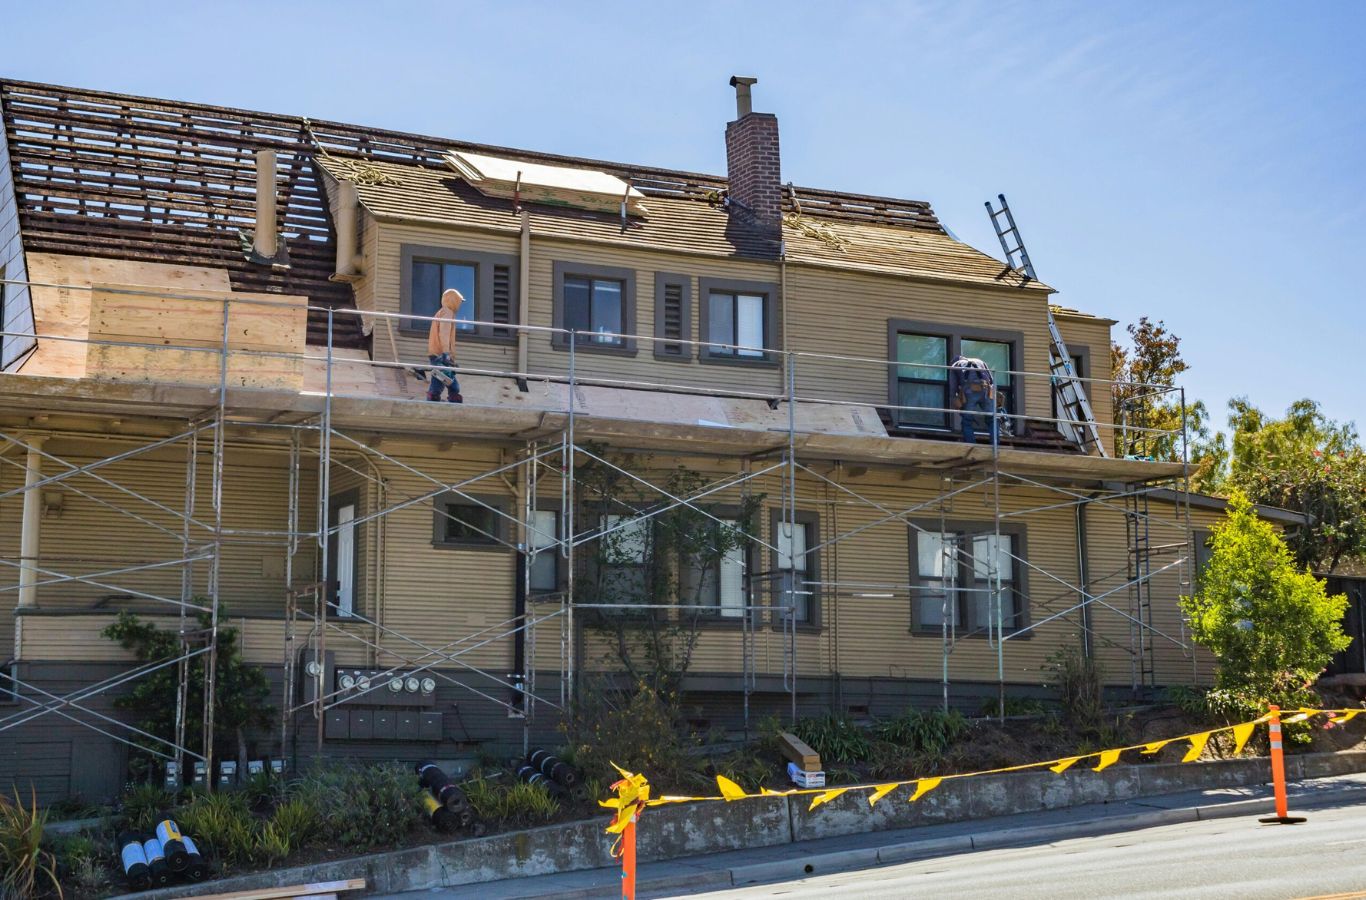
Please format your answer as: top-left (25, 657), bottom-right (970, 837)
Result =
top-left (948, 354), bottom-right (997, 444)
top-left (426, 289), bottom-right (464, 403)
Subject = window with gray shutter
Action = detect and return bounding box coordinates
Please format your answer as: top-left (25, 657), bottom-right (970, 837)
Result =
top-left (491, 263), bottom-right (513, 337)
top-left (653, 273), bottom-right (691, 360)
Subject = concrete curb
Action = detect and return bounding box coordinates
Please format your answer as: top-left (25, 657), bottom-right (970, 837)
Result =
top-left (112, 750), bottom-right (1366, 899)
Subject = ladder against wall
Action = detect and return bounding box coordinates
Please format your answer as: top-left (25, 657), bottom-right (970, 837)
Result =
top-left (985, 194), bottom-right (1108, 457)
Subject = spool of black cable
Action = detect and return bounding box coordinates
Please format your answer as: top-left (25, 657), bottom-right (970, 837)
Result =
top-left (181, 835), bottom-right (208, 882)
top-left (155, 819), bottom-right (189, 872)
top-left (416, 761), bottom-right (469, 812)
top-left (419, 793), bottom-right (456, 833)
top-left (529, 749), bottom-right (579, 787)
top-left (117, 832), bottom-right (151, 890)
top-left (515, 762), bottom-right (566, 796)
top-left (141, 836), bottom-right (171, 888)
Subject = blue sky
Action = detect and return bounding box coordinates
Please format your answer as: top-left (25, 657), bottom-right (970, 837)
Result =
top-left (7, 1), bottom-right (1363, 432)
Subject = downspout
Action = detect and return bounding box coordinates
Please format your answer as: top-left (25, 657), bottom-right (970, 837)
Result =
top-left (1076, 491), bottom-right (1098, 659)
top-left (17, 436), bottom-right (45, 613)
top-left (517, 210), bottom-right (531, 389)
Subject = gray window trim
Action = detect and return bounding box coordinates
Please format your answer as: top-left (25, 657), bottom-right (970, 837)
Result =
top-left (653, 272), bottom-right (693, 361)
top-left (907, 518), bottom-right (1030, 636)
top-left (698, 276), bottom-right (781, 367)
top-left (886, 319), bottom-right (1027, 429)
top-left (431, 492), bottom-right (513, 551)
top-left (399, 244), bottom-right (519, 343)
top-left (551, 260), bottom-right (638, 355)
top-left (768, 508), bottom-right (822, 631)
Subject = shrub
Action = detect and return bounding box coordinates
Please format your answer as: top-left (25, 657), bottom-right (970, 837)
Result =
top-left (564, 683), bottom-right (700, 790)
top-left (269, 798), bottom-right (320, 851)
top-left (1046, 646), bottom-right (1105, 730)
top-left (118, 783), bottom-right (174, 833)
top-left (794, 715), bottom-right (872, 764)
top-left (1181, 491), bottom-right (1351, 705)
top-left (462, 777), bottom-right (559, 825)
top-left (178, 791), bottom-right (256, 866)
top-left (294, 762), bottom-right (424, 851)
top-left (873, 709), bottom-right (968, 754)
top-left (0, 789), bottom-right (60, 899)
top-left (712, 748), bottom-right (773, 793)
top-left (254, 821), bottom-right (291, 868)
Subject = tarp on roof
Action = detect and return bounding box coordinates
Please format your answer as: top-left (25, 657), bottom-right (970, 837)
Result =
top-left (446, 151), bottom-right (649, 217)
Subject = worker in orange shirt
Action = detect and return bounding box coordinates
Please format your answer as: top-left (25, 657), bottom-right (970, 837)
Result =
top-left (426, 289), bottom-right (464, 403)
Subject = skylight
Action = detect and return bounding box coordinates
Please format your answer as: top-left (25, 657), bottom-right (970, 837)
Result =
top-left (446, 151), bottom-right (648, 217)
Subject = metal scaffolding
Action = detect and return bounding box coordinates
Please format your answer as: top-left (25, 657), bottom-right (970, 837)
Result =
top-left (0, 277), bottom-right (1196, 777)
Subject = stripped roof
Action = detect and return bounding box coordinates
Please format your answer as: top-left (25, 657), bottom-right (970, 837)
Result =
top-left (319, 156), bottom-right (1045, 292)
top-left (0, 78), bottom-right (1045, 352)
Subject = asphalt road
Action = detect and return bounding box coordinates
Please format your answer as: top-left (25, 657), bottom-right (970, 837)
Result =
top-left (686, 801), bottom-right (1366, 900)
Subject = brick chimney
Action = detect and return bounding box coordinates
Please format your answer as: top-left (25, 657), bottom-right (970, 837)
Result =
top-left (724, 76), bottom-right (782, 234)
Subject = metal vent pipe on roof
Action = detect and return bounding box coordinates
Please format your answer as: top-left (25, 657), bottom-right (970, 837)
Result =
top-left (730, 75), bottom-right (758, 118)
top-left (254, 149), bottom-right (278, 260)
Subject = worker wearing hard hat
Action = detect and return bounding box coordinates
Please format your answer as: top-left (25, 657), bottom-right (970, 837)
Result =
top-left (426, 289), bottom-right (464, 403)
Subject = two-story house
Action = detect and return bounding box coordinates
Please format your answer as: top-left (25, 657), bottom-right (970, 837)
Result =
top-left (0, 77), bottom-right (1291, 802)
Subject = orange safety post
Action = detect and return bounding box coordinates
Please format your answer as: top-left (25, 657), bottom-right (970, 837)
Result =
top-left (1259, 704), bottom-right (1306, 825)
top-left (621, 814), bottom-right (637, 900)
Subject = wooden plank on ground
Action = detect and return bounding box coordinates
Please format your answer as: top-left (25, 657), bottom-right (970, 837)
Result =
top-left (189, 878), bottom-right (365, 900)
top-left (777, 731), bottom-right (821, 772)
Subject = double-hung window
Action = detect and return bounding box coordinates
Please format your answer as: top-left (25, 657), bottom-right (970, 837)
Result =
top-left (432, 494), bottom-right (509, 549)
top-left (960, 338), bottom-right (1013, 418)
top-left (597, 514), bottom-right (652, 607)
top-left (680, 518), bottom-right (748, 619)
top-left (528, 509), bottom-right (561, 593)
top-left (895, 333), bottom-right (950, 428)
top-left (913, 526), bottom-right (1024, 633)
top-left (772, 512), bottom-right (819, 626)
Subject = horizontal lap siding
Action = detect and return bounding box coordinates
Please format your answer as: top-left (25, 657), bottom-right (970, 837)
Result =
top-left (784, 267), bottom-right (1056, 421)
top-left (0, 110), bottom-right (37, 374)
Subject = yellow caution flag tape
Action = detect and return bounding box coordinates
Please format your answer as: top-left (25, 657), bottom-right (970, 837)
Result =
top-left (601, 707), bottom-right (1362, 833)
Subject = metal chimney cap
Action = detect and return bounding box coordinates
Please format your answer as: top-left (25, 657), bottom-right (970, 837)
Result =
top-left (729, 75), bottom-right (759, 118)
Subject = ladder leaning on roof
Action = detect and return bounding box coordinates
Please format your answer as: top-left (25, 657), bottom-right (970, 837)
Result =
top-left (985, 194), bottom-right (1108, 457)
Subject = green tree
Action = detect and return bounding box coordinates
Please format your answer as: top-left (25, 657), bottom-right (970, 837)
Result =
top-left (1180, 491), bottom-right (1350, 705)
top-left (1224, 398), bottom-right (1366, 571)
top-left (103, 609), bottom-right (272, 776)
top-left (1111, 317), bottom-right (1224, 486)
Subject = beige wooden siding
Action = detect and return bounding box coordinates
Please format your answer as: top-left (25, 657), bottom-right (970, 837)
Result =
top-left (1054, 314), bottom-right (1117, 456)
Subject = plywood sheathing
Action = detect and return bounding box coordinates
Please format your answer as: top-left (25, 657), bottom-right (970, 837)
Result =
top-left (85, 283), bottom-right (307, 390)
top-left (19, 254), bottom-right (233, 378)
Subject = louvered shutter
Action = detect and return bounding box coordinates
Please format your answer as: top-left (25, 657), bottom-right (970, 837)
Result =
top-left (491, 264), bottom-right (514, 337)
top-left (653, 273), bottom-right (691, 360)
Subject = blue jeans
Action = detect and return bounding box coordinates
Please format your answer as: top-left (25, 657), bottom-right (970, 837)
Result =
top-left (426, 354), bottom-right (461, 401)
top-left (959, 391), bottom-right (997, 444)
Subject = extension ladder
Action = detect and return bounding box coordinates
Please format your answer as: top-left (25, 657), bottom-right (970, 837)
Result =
top-left (985, 194), bottom-right (1108, 457)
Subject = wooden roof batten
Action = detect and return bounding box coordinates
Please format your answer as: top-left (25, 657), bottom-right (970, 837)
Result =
top-left (0, 80), bottom-right (954, 340)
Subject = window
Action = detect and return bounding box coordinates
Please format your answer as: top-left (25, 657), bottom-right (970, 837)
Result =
top-left (706, 292), bottom-right (765, 357)
top-left (654, 273), bottom-right (692, 360)
top-left (698, 278), bottom-right (778, 364)
top-left (400, 246), bottom-right (517, 340)
top-left (680, 518), bottom-right (749, 619)
top-left (552, 262), bottom-right (636, 353)
top-left (1193, 529), bottom-right (1214, 592)
top-left (912, 525), bottom-right (1025, 633)
top-left (771, 511), bottom-right (820, 626)
top-left (565, 276), bottom-right (626, 345)
top-left (895, 333), bottom-right (949, 428)
top-left (411, 260), bottom-right (476, 333)
top-left (960, 338), bottom-right (1013, 418)
top-left (327, 489), bottom-right (360, 617)
top-left (529, 509), bottom-right (561, 593)
top-left (432, 494), bottom-right (508, 548)
top-left (597, 514), bottom-right (653, 605)
top-left (887, 322), bottom-right (1025, 430)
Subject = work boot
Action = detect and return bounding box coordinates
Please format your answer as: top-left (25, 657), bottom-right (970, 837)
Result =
top-left (449, 393), bottom-right (464, 404)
